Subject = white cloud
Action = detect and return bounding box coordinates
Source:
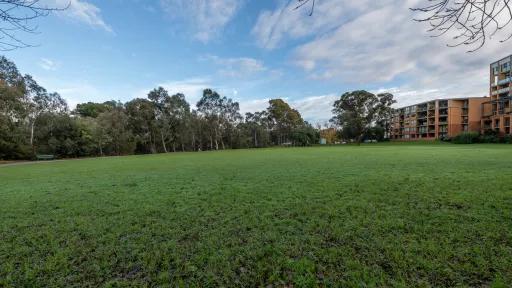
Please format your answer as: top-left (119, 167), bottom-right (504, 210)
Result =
top-left (52, 82), bottom-right (104, 109)
top-left (160, 0), bottom-right (243, 42)
top-left (38, 58), bottom-right (59, 71)
top-left (239, 98), bottom-right (270, 115)
top-left (49, 0), bottom-right (113, 33)
top-left (291, 94), bottom-right (338, 122)
top-left (253, 0), bottom-right (507, 107)
top-left (252, 0), bottom-right (375, 49)
top-left (238, 94), bottom-right (338, 123)
top-left (201, 55), bottom-right (266, 77)
top-left (135, 78), bottom-right (213, 105)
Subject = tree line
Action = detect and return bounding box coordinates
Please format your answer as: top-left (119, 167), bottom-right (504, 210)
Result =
top-left (0, 56), bottom-right (323, 160)
top-left (0, 56), bottom-right (395, 160)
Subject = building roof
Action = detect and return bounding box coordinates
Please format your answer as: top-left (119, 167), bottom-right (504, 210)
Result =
top-left (394, 96), bottom-right (489, 110)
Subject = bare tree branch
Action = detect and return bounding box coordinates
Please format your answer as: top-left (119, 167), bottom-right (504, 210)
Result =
top-left (296, 0), bottom-right (512, 52)
top-left (294, 0), bottom-right (315, 16)
top-left (0, 0), bottom-right (69, 51)
top-left (411, 0), bottom-right (512, 52)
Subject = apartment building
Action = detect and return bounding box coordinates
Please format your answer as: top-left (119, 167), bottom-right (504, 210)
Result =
top-left (484, 55), bottom-right (512, 135)
top-left (390, 97), bottom-right (488, 140)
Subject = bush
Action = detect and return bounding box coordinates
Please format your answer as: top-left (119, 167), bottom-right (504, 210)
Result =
top-left (480, 129), bottom-right (499, 143)
top-left (504, 134), bottom-right (512, 144)
top-left (452, 132), bottom-right (480, 144)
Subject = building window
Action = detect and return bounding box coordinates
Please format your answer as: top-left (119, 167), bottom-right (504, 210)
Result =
top-left (502, 62), bottom-right (510, 72)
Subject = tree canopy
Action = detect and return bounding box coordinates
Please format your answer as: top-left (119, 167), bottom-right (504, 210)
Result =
top-left (1, 56), bottom-right (399, 160)
top-left (330, 90), bottom-right (395, 144)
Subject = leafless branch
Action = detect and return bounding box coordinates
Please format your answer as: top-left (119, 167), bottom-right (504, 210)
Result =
top-left (295, 0), bottom-right (512, 52)
top-left (294, 0), bottom-right (315, 16)
top-left (411, 0), bottom-right (512, 52)
top-left (0, 0), bottom-right (69, 51)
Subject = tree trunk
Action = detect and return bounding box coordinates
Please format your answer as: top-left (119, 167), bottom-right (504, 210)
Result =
top-left (214, 128), bottom-right (219, 150)
top-left (172, 143), bottom-right (176, 152)
top-left (221, 139), bottom-right (225, 150)
top-left (30, 121), bottom-right (35, 146)
top-left (161, 132), bottom-right (168, 153)
top-left (357, 134), bottom-right (364, 146)
top-left (98, 141), bottom-right (103, 156)
top-left (149, 132), bottom-right (156, 154)
top-left (254, 129), bottom-right (258, 147)
top-left (210, 136), bottom-right (213, 150)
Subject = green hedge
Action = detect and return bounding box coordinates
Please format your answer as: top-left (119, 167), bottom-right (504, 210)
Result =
top-left (452, 132), bottom-right (480, 144)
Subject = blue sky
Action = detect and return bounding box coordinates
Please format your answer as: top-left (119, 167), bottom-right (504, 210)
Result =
top-left (5, 0), bottom-right (510, 123)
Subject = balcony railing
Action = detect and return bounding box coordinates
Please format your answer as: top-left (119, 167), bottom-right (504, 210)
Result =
top-left (498, 77), bottom-right (512, 85)
top-left (498, 87), bottom-right (510, 94)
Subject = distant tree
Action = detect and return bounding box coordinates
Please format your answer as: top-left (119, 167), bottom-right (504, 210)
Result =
top-left (24, 75), bottom-right (68, 152)
top-left (0, 0), bottom-right (68, 50)
top-left (219, 97), bottom-right (242, 149)
top-left (163, 92), bottom-right (191, 152)
top-left (74, 102), bottom-right (114, 118)
top-left (290, 121), bottom-right (318, 146)
top-left (197, 89), bottom-right (221, 150)
top-left (188, 110), bottom-right (204, 151)
top-left (197, 89), bottom-right (241, 150)
top-left (331, 90), bottom-right (395, 145)
top-left (244, 111), bottom-right (269, 148)
top-left (148, 87), bottom-right (171, 152)
top-left (97, 108), bottom-right (135, 155)
top-left (266, 99), bottom-right (304, 145)
top-left (126, 98), bottom-right (158, 154)
top-left (0, 56), bottom-right (29, 158)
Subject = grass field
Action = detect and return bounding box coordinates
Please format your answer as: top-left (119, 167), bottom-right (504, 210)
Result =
top-left (1, 144), bottom-right (512, 287)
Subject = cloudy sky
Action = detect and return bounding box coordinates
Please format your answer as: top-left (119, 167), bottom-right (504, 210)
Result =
top-left (6, 0), bottom-right (511, 123)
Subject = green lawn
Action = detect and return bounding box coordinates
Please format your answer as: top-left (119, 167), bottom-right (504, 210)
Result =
top-left (1, 144), bottom-right (512, 287)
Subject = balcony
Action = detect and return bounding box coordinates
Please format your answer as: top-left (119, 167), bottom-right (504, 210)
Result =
top-left (497, 77), bottom-right (512, 85)
top-left (498, 87), bottom-right (510, 94)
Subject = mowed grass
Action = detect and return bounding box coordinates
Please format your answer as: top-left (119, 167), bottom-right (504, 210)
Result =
top-left (1, 144), bottom-right (512, 287)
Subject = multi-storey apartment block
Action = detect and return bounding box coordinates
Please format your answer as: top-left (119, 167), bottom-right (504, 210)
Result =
top-left (484, 55), bottom-right (512, 135)
top-left (390, 97), bottom-right (488, 140)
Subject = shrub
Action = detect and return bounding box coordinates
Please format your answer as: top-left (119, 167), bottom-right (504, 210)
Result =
top-left (452, 132), bottom-right (480, 144)
top-left (504, 134), bottom-right (512, 144)
top-left (480, 129), bottom-right (499, 143)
